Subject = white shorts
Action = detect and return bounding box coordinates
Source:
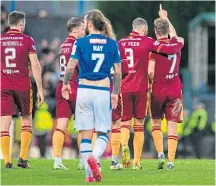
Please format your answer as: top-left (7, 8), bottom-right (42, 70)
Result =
top-left (74, 84), bottom-right (112, 133)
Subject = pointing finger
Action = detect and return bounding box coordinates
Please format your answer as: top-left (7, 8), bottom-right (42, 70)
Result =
top-left (160, 4), bottom-right (162, 10)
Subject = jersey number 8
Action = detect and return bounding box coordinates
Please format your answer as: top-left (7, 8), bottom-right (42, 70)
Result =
top-left (60, 55), bottom-right (66, 76)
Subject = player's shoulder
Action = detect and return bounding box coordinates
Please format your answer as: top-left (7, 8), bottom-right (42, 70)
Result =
top-left (169, 36), bottom-right (178, 43)
top-left (75, 36), bottom-right (86, 45)
top-left (141, 35), bottom-right (154, 42)
top-left (20, 33), bottom-right (35, 41)
top-left (60, 38), bottom-right (75, 48)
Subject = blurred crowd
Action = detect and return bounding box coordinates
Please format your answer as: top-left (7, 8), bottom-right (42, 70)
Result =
top-left (1, 5), bottom-right (10, 34)
top-left (1, 5), bottom-right (215, 160)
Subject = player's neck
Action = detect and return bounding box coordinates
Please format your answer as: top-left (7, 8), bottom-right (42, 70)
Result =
top-left (90, 30), bottom-right (102, 35)
top-left (10, 26), bottom-right (21, 32)
top-left (69, 33), bottom-right (77, 39)
top-left (157, 35), bottom-right (168, 40)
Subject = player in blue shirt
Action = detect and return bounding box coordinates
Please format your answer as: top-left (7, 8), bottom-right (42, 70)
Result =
top-left (62, 9), bottom-right (121, 182)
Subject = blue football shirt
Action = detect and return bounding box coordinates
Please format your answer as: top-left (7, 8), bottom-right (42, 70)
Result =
top-left (71, 34), bottom-right (121, 81)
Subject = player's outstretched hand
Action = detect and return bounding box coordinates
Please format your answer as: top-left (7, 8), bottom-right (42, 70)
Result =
top-left (111, 93), bottom-right (119, 110)
top-left (37, 89), bottom-right (44, 106)
top-left (159, 4), bottom-right (168, 19)
top-left (62, 84), bottom-right (72, 100)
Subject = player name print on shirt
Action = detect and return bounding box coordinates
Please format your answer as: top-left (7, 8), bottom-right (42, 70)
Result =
top-left (93, 45), bottom-right (103, 52)
top-left (2, 41), bottom-right (23, 47)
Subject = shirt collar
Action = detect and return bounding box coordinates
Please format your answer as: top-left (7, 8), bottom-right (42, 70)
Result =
top-left (67, 35), bottom-right (76, 40)
top-left (129, 31), bottom-right (141, 37)
top-left (158, 37), bottom-right (169, 43)
top-left (7, 29), bottom-right (21, 34)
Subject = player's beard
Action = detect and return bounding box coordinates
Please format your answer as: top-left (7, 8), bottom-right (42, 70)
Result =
top-left (85, 27), bottom-right (89, 36)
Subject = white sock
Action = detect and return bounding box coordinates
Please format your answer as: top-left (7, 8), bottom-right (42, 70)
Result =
top-left (92, 134), bottom-right (109, 163)
top-left (112, 155), bottom-right (118, 163)
top-left (80, 138), bottom-right (93, 178)
top-left (54, 157), bottom-right (62, 164)
top-left (167, 162), bottom-right (174, 166)
top-left (158, 152), bottom-right (165, 158)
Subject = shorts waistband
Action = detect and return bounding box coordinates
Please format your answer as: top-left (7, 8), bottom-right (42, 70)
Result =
top-left (78, 84), bottom-right (110, 91)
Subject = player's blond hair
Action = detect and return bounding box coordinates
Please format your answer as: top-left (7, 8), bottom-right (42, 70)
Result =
top-left (154, 18), bottom-right (169, 36)
top-left (104, 18), bottom-right (116, 40)
top-left (132, 17), bottom-right (148, 30)
top-left (85, 9), bottom-right (116, 40)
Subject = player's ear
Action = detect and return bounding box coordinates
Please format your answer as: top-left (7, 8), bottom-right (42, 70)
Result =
top-left (20, 20), bottom-right (24, 27)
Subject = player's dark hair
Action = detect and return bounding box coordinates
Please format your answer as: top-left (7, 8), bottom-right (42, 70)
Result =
top-left (85, 9), bottom-right (116, 40)
top-left (8, 11), bottom-right (26, 26)
top-left (85, 9), bottom-right (106, 32)
top-left (67, 17), bottom-right (83, 33)
top-left (154, 18), bottom-right (169, 36)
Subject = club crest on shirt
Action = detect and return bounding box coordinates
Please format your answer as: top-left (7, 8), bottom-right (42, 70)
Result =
top-left (32, 45), bottom-right (36, 51)
top-left (153, 41), bottom-right (160, 46)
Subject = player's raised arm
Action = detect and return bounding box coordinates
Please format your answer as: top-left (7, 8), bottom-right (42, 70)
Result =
top-left (29, 48), bottom-right (44, 106)
top-left (148, 19), bottom-right (184, 54)
top-left (159, 4), bottom-right (177, 37)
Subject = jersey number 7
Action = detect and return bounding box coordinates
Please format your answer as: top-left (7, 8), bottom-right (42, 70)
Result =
top-left (168, 54), bottom-right (177, 73)
top-left (92, 53), bottom-right (105, 72)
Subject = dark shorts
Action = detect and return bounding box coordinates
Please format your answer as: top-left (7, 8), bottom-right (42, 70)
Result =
top-left (1, 89), bottom-right (33, 116)
top-left (150, 89), bottom-right (183, 123)
top-left (55, 82), bottom-right (77, 119)
top-left (112, 94), bottom-right (122, 121)
top-left (121, 91), bottom-right (147, 121)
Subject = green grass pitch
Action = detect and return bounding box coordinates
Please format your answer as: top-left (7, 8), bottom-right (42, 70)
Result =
top-left (1, 159), bottom-right (215, 185)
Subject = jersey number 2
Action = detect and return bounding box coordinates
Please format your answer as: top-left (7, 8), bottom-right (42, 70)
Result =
top-left (92, 53), bottom-right (105, 72)
top-left (5, 48), bottom-right (16, 68)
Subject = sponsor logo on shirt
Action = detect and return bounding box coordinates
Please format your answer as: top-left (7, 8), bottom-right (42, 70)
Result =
top-left (90, 39), bottom-right (107, 44)
top-left (153, 41), bottom-right (160, 46)
top-left (3, 69), bottom-right (20, 74)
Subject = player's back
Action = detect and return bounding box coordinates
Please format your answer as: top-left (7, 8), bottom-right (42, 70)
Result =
top-left (119, 31), bottom-right (152, 93)
top-left (59, 35), bottom-right (78, 83)
top-left (72, 34), bottom-right (119, 81)
top-left (1, 29), bottom-right (36, 90)
top-left (150, 37), bottom-right (182, 91)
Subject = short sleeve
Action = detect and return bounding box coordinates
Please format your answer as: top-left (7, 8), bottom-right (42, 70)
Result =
top-left (70, 40), bottom-right (81, 60)
top-left (28, 37), bottom-right (36, 54)
top-left (113, 41), bottom-right (121, 64)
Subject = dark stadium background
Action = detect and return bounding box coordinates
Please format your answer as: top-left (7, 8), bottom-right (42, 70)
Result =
top-left (1, 1), bottom-right (215, 160)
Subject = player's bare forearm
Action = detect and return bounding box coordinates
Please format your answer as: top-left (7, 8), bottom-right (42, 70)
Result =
top-left (29, 54), bottom-right (43, 90)
top-left (167, 18), bottom-right (177, 38)
top-left (63, 58), bottom-right (78, 85)
top-left (113, 63), bottom-right (122, 94)
top-left (148, 59), bottom-right (155, 84)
